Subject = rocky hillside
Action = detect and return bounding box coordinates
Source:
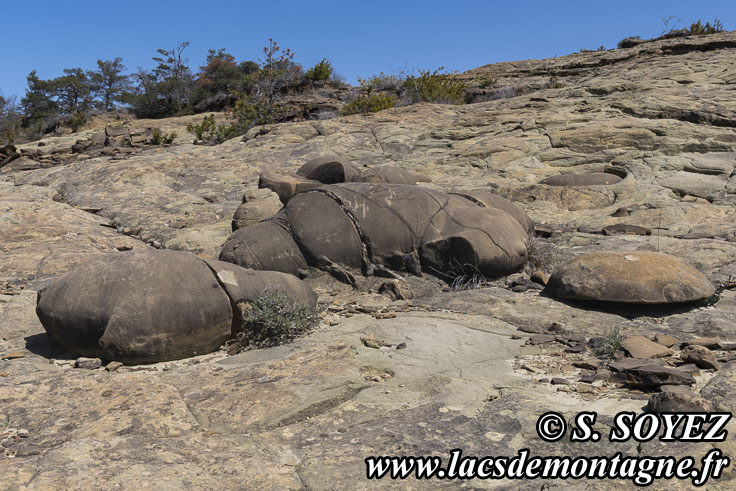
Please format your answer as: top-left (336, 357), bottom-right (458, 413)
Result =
top-left (2, 31), bottom-right (736, 488)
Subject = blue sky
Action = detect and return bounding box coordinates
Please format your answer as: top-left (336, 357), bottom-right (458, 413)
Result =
top-left (1, 1), bottom-right (733, 99)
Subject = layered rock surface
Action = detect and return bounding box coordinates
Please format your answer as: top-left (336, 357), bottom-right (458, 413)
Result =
top-left (2, 31), bottom-right (736, 488)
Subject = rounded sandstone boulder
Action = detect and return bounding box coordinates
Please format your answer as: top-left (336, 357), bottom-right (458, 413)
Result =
top-left (545, 252), bottom-right (715, 304)
top-left (221, 183), bottom-right (530, 280)
top-left (36, 250), bottom-right (317, 364)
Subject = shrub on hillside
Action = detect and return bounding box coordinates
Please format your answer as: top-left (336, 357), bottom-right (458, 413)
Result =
top-left (306, 59), bottom-right (334, 81)
top-left (152, 127), bottom-right (177, 145)
top-left (618, 18), bottom-right (726, 48)
top-left (341, 93), bottom-right (398, 115)
top-left (186, 114), bottom-right (235, 144)
top-left (402, 67), bottom-right (465, 105)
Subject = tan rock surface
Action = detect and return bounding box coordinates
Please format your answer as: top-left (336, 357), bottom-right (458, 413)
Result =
top-left (3, 31), bottom-right (736, 488)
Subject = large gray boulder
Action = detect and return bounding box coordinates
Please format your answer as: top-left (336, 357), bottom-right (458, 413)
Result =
top-left (36, 250), bottom-right (316, 364)
top-left (545, 252), bottom-right (715, 304)
top-left (220, 183), bottom-right (530, 281)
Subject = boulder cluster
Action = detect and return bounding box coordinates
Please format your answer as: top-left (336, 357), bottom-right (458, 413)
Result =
top-left (35, 156), bottom-right (718, 365)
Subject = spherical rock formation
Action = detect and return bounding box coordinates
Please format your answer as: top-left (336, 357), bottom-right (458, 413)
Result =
top-left (545, 252), bottom-right (715, 304)
top-left (220, 183), bottom-right (531, 281)
top-left (36, 250), bottom-right (316, 364)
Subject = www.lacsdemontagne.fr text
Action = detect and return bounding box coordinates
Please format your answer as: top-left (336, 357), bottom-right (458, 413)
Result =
top-left (365, 448), bottom-right (729, 486)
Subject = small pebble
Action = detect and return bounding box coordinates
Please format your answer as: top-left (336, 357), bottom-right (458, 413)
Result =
top-left (1, 351), bottom-right (24, 360)
top-left (551, 377), bottom-right (571, 385)
top-left (105, 361), bottom-right (123, 372)
top-left (75, 357), bottom-right (102, 369)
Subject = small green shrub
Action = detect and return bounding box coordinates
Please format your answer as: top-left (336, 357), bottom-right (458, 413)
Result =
top-left (592, 327), bottom-right (624, 358)
top-left (687, 19), bottom-right (724, 35)
top-left (306, 58), bottom-right (334, 81)
top-left (359, 72), bottom-right (405, 92)
top-left (231, 97), bottom-right (286, 129)
top-left (186, 114), bottom-right (235, 145)
top-left (402, 67), bottom-right (465, 104)
top-left (233, 290), bottom-right (321, 350)
top-left (478, 76), bottom-right (497, 89)
top-left (68, 112), bottom-right (87, 132)
top-left (152, 127), bottom-right (177, 145)
top-left (341, 93), bottom-right (398, 115)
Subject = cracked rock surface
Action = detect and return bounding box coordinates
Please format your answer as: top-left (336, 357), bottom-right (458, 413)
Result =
top-left (3, 31), bottom-right (736, 488)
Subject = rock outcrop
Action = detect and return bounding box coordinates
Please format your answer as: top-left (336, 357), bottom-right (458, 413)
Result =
top-left (3, 30), bottom-right (736, 487)
top-left (220, 183), bottom-right (531, 281)
top-left (545, 252), bottom-right (715, 304)
top-left (36, 250), bottom-right (316, 364)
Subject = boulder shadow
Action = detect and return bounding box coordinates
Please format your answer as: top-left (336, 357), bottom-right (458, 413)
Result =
top-left (24, 332), bottom-right (74, 360)
top-left (539, 290), bottom-right (708, 320)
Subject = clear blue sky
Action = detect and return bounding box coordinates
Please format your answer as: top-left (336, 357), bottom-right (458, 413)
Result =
top-left (1, 1), bottom-right (733, 99)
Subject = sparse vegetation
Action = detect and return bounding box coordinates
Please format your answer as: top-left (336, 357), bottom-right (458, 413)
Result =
top-left (592, 327), bottom-right (624, 358)
top-left (0, 92), bottom-right (22, 144)
top-left (341, 92), bottom-right (398, 115)
top-left (402, 67), bottom-right (465, 104)
top-left (186, 114), bottom-right (234, 145)
top-left (546, 76), bottom-right (563, 89)
top-left (231, 290), bottom-right (321, 351)
top-left (306, 58), bottom-right (334, 81)
top-left (526, 238), bottom-right (564, 273)
top-left (618, 17), bottom-right (726, 49)
top-left (478, 76), bottom-right (496, 89)
top-left (151, 128), bottom-right (177, 145)
top-left (428, 259), bottom-right (490, 291)
top-left (686, 19), bottom-right (725, 36)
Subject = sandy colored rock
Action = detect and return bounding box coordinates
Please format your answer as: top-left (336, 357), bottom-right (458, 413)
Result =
top-left (545, 252), bottom-right (715, 304)
top-left (36, 250), bottom-right (234, 364)
top-left (358, 165), bottom-right (429, 185)
top-left (680, 345), bottom-right (719, 370)
top-left (654, 334), bottom-right (678, 348)
top-left (682, 337), bottom-right (722, 350)
top-left (231, 194), bottom-right (282, 231)
top-left (612, 362), bottom-right (696, 388)
top-left (539, 172), bottom-right (622, 186)
top-left (258, 168), bottom-right (322, 203)
top-left (648, 391), bottom-right (714, 412)
top-left (621, 335), bottom-right (673, 359)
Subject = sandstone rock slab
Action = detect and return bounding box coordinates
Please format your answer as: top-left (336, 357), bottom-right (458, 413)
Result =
top-left (545, 252), bottom-right (715, 304)
top-left (621, 335), bottom-right (673, 359)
